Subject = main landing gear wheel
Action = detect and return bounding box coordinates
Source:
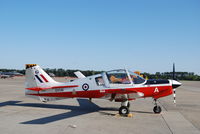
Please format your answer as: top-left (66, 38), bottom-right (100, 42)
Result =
top-left (119, 106), bottom-right (130, 116)
top-left (153, 106), bottom-right (162, 114)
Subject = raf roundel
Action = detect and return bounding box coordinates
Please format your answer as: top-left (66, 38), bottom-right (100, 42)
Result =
top-left (35, 70), bottom-right (39, 74)
top-left (82, 83), bottom-right (89, 91)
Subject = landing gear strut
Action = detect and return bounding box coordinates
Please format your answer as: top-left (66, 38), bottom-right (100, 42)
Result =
top-left (127, 102), bottom-right (130, 108)
top-left (119, 100), bottom-right (130, 116)
top-left (153, 99), bottom-right (162, 114)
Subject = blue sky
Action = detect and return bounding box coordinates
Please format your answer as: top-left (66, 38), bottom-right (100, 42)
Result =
top-left (0, 0), bottom-right (200, 74)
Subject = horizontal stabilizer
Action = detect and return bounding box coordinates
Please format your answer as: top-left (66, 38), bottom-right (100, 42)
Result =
top-left (74, 71), bottom-right (86, 78)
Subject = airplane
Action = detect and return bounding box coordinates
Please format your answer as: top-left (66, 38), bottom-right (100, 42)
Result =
top-left (0, 71), bottom-right (23, 79)
top-left (0, 74), bottom-right (13, 79)
top-left (0, 73), bottom-right (14, 79)
top-left (25, 64), bottom-right (181, 116)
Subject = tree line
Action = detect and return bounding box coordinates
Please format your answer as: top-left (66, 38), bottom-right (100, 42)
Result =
top-left (0, 68), bottom-right (200, 81)
top-left (142, 72), bottom-right (200, 81)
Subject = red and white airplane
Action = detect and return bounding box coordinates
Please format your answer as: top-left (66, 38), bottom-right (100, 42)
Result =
top-left (25, 64), bottom-right (181, 116)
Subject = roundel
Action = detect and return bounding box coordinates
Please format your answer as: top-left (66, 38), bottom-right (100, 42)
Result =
top-left (35, 70), bottom-right (39, 74)
top-left (82, 83), bottom-right (89, 91)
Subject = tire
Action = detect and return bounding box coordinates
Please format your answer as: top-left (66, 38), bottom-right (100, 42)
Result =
top-left (119, 106), bottom-right (130, 115)
top-left (153, 106), bottom-right (162, 114)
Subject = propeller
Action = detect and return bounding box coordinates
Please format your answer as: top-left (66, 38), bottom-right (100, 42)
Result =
top-left (172, 63), bottom-right (176, 104)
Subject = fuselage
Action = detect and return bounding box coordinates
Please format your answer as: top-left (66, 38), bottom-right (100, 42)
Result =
top-left (25, 69), bottom-right (181, 102)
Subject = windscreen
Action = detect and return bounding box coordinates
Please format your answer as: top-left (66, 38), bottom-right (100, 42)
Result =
top-left (128, 71), bottom-right (145, 84)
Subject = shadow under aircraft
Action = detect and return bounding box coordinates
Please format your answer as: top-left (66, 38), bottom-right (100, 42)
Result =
top-left (0, 99), bottom-right (119, 124)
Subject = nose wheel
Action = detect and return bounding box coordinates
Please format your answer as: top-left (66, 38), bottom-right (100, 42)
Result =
top-left (153, 99), bottom-right (162, 114)
top-left (153, 105), bottom-right (162, 114)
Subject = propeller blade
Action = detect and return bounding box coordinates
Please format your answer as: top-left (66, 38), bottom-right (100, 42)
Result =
top-left (173, 88), bottom-right (176, 104)
top-left (173, 63), bottom-right (175, 80)
top-left (172, 63), bottom-right (176, 105)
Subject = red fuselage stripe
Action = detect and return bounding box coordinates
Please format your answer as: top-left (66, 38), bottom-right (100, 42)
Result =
top-left (40, 74), bottom-right (49, 82)
top-left (26, 85), bottom-right (173, 99)
top-left (26, 85), bottom-right (79, 91)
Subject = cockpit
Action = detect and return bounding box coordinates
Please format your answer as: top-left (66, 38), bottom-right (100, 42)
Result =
top-left (106, 69), bottom-right (146, 84)
top-left (106, 69), bottom-right (131, 84)
top-left (95, 69), bottom-right (146, 87)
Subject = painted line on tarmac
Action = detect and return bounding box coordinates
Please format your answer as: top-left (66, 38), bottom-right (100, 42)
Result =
top-left (161, 111), bottom-right (200, 134)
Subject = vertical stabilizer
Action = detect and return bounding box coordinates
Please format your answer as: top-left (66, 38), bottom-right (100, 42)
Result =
top-left (25, 64), bottom-right (58, 89)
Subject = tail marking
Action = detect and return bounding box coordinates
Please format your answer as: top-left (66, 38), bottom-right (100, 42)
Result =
top-left (40, 74), bottom-right (49, 82)
top-left (35, 75), bottom-right (43, 83)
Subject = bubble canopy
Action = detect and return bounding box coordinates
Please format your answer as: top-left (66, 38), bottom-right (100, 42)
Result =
top-left (105, 69), bottom-right (146, 85)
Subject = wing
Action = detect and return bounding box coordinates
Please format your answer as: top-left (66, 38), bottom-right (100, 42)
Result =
top-left (104, 89), bottom-right (144, 101)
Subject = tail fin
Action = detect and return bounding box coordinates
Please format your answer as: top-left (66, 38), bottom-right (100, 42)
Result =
top-left (25, 64), bottom-right (58, 89)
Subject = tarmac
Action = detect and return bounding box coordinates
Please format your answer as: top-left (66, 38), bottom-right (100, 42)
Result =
top-left (0, 77), bottom-right (200, 134)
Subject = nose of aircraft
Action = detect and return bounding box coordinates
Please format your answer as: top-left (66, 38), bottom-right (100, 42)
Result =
top-left (171, 80), bottom-right (182, 88)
